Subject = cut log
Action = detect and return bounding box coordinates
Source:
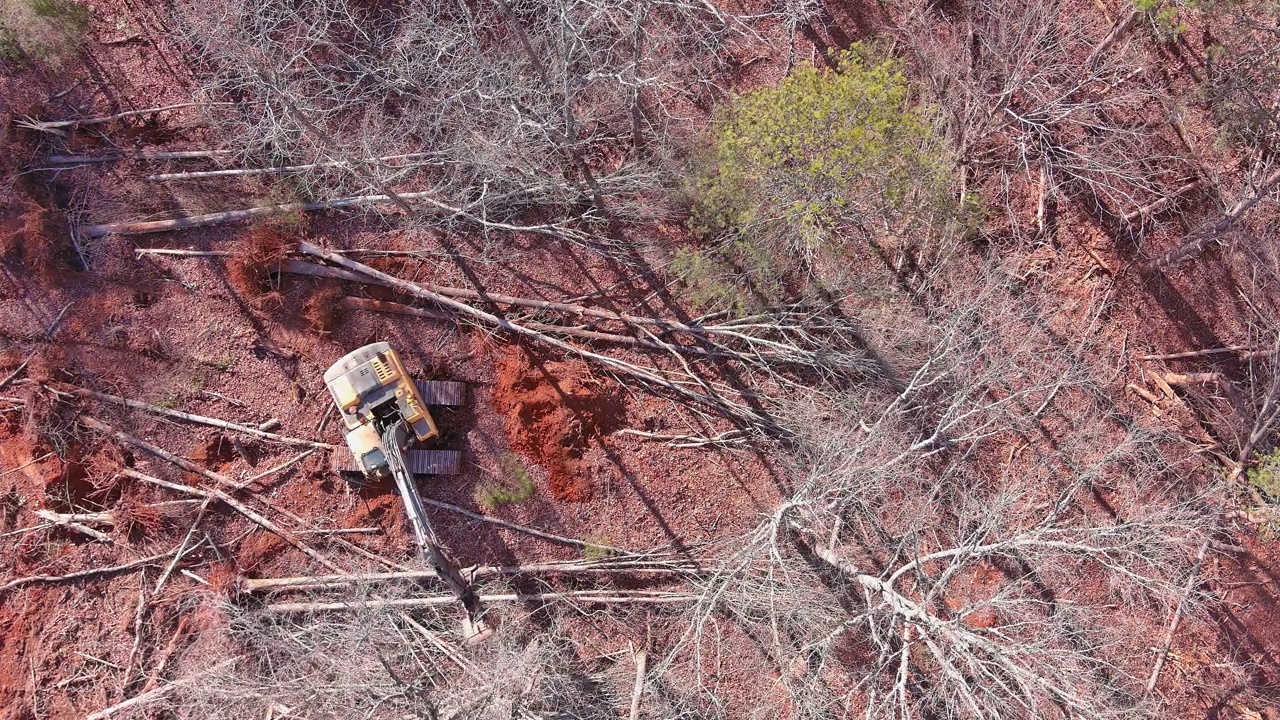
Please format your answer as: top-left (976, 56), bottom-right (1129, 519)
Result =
top-left (69, 386), bottom-right (331, 449)
top-left (239, 559), bottom-right (694, 593)
top-left (47, 150), bottom-right (231, 164)
top-left (16, 103), bottom-right (214, 134)
top-left (263, 590), bottom-right (699, 614)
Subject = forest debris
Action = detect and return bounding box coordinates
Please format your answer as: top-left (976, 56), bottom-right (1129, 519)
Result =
top-left (85, 658), bottom-right (239, 720)
top-left (1146, 539), bottom-right (1211, 695)
top-left (1140, 346), bottom-right (1256, 360)
top-left (144, 153), bottom-right (434, 182)
top-left (34, 509), bottom-right (113, 542)
top-left (630, 646), bottom-right (648, 720)
top-left (263, 590), bottom-right (699, 614)
top-left (238, 449), bottom-right (316, 486)
top-left (296, 243), bottom-right (772, 430)
top-left (1126, 383), bottom-right (1161, 405)
top-left (1080, 244), bottom-right (1113, 274)
top-left (341, 296), bottom-right (449, 319)
top-left (48, 150), bottom-right (232, 164)
top-left (1162, 372), bottom-right (1222, 386)
top-left (1151, 373), bottom-right (1178, 400)
top-left (239, 559), bottom-right (695, 593)
top-left (1, 550), bottom-right (176, 593)
top-left (70, 387), bottom-right (330, 448)
top-left (15, 102), bottom-right (213, 134)
top-left (119, 467), bottom-right (341, 572)
top-left (80, 415), bottom-right (237, 488)
top-left (1123, 180), bottom-right (1202, 224)
top-left (135, 249), bottom-right (231, 257)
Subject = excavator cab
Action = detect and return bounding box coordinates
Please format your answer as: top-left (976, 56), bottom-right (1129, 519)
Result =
top-left (323, 342), bottom-right (466, 477)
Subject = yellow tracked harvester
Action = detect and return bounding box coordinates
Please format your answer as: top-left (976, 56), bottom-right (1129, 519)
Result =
top-left (324, 342), bottom-right (487, 637)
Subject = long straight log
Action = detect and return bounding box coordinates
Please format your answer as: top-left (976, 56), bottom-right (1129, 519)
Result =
top-left (144, 153), bottom-right (436, 181)
top-left (17, 103), bottom-right (214, 133)
top-left (263, 590), bottom-right (698, 614)
top-left (1155, 166), bottom-right (1280, 267)
top-left (283, 258), bottom-right (774, 344)
top-left (69, 386), bottom-right (332, 449)
top-left (48, 150), bottom-right (232, 164)
top-left (82, 194), bottom-right (420, 238)
top-left (240, 560), bottom-right (695, 593)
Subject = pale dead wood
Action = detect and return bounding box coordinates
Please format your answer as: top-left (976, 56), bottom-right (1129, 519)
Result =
top-left (80, 415), bottom-right (237, 488)
top-left (263, 590), bottom-right (698, 614)
top-left (141, 615), bottom-right (189, 694)
top-left (1086, 10), bottom-right (1141, 68)
top-left (1155, 166), bottom-right (1280, 267)
top-left (135, 249), bottom-right (232, 257)
top-left (82, 189), bottom-right (482, 238)
top-left (629, 647), bottom-right (648, 720)
top-left (16, 103), bottom-right (213, 134)
top-left (238, 449), bottom-right (317, 487)
top-left (119, 468), bottom-right (341, 572)
top-left (1123, 180), bottom-right (1202, 223)
top-left (1126, 383), bottom-right (1161, 405)
top-left (47, 150), bottom-right (231, 164)
top-left (144, 153), bottom-right (435, 181)
top-left (70, 387), bottom-right (332, 449)
top-left (34, 509), bottom-right (113, 543)
top-left (293, 527), bottom-right (381, 536)
top-left (0, 360), bottom-right (29, 390)
top-left (417, 494), bottom-right (629, 552)
top-left (315, 404), bottom-right (334, 434)
top-left (239, 559), bottom-right (694, 593)
top-left (340, 296), bottom-right (449, 320)
top-left (1141, 346), bottom-right (1255, 360)
top-left (154, 499), bottom-right (211, 594)
top-left (85, 658), bottom-right (239, 720)
top-left (1, 550), bottom-right (173, 593)
top-left (0, 452), bottom-right (53, 478)
top-left (1080, 244), bottom-right (1113, 274)
top-left (1146, 539), bottom-right (1211, 695)
top-left (1162, 372), bottom-right (1222, 386)
top-left (295, 244), bottom-right (769, 428)
top-left (33, 509), bottom-right (115, 524)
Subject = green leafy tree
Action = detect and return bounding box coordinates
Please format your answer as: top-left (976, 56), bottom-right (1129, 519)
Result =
top-left (690, 46), bottom-right (954, 278)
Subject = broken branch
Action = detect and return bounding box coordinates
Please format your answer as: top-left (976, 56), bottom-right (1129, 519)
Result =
top-left (118, 468), bottom-right (341, 572)
top-left (71, 387), bottom-right (332, 449)
top-left (1, 551), bottom-right (173, 593)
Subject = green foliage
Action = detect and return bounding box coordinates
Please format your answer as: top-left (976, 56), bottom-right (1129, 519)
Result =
top-left (690, 46), bottom-right (953, 256)
top-left (0, 0), bottom-right (90, 66)
top-left (683, 45), bottom-right (954, 308)
top-left (1248, 447), bottom-right (1280, 500)
top-left (581, 536), bottom-right (616, 561)
top-left (474, 453), bottom-right (535, 510)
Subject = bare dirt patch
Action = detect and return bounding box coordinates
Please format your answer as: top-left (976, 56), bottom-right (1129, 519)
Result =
top-left (490, 347), bottom-right (624, 502)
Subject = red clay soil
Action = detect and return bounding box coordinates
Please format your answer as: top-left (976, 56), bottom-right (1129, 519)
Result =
top-left (490, 348), bottom-right (624, 502)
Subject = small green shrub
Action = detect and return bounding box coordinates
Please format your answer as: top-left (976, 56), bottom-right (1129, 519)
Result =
top-left (691, 46), bottom-right (952, 249)
top-left (581, 536), bottom-right (616, 561)
top-left (475, 454), bottom-right (535, 510)
top-left (685, 44), bottom-right (954, 305)
top-left (1247, 447), bottom-right (1280, 500)
top-left (0, 0), bottom-right (90, 66)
